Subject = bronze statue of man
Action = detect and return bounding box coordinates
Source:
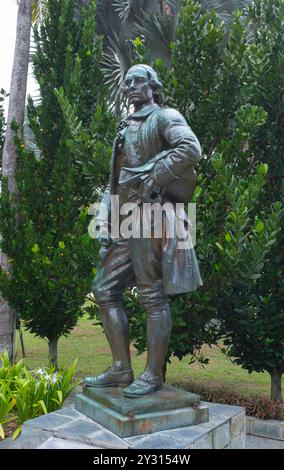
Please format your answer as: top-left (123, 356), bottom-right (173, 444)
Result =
top-left (84, 64), bottom-right (202, 397)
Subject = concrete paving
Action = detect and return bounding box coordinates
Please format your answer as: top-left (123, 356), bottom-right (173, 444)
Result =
top-left (246, 435), bottom-right (284, 449)
top-left (1, 433), bottom-right (284, 449)
top-left (0, 387), bottom-right (282, 449)
top-left (37, 437), bottom-right (99, 449)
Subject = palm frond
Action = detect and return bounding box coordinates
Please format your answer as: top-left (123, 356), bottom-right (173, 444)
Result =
top-left (165, 0), bottom-right (183, 17)
top-left (96, 0), bottom-right (125, 40)
top-left (32, 0), bottom-right (49, 24)
top-left (113, 0), bottom-right (132, 26)
top-left (112, 0), bottom-right (163, 33)
top-left (23, 120), bottom-right (42, 159)
top-left (81, 0), bottom-right (253, 113)
top-left (135, 15), bottom-right (167, 45)
top-left (28, 31), bottom-right (41, 104)
top-left (134, 11), bottom-right (175, 64)
top-left (101, 35), bottom-right (136, 117)
top-left (200, 0), bottom-right (251, 19)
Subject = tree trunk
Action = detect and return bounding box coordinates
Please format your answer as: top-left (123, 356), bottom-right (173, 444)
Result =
top-left (0, 304), bottom-right (16, 363)
top-left (48, 337), bottom-right (59, 370)
top-left (19, 320), bottom-right (26, 358)
top-left (270, 369), bottom-right (282, 401)
top-left (0, 0), bottom-right (33, 362)
top-left (162, 360), bottom-right (168, 383)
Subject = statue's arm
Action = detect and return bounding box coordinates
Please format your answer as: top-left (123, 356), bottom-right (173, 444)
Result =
top-left (152, 108), bottom-right (202, 187)
top-left (119, 109), bottom-right (201, 203)
top-left (93, 183), bottom-right (112, 245)
top-left (100, 183), bottom-right (111, 216)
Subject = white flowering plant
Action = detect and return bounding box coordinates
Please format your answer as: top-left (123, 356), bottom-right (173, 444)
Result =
top-left (0, 352), bottom-right (79, 440)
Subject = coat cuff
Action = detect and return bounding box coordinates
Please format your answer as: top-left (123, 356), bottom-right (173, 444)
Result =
top-left (153, 158), bottom-right (179, 187)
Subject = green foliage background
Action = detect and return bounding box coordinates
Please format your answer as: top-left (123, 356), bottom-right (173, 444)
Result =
top-left (0, 0), bottom-right (115, 362)
top-left (117, 0), bottom-right (284, 395)
top-left (0, 0), bottom-right (283, 398)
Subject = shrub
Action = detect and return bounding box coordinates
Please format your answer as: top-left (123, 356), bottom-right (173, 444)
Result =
top-left (0, 351), bottom-right (79, 440)
top-left (171, 378), bottom-right (284, 420)
top-left (0, 0), bottom-right (115, 369)
top-left (123, 0), bottom-right (284, 402)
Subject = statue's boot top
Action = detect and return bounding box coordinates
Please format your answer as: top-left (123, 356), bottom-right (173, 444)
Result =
top-left (84, 365), bottom-right (134, 388)
top-left (123, 370), bottom-right (163, 398)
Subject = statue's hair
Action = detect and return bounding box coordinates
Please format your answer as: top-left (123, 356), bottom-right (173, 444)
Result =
top-left (122, 64), bottom-right (164, 105)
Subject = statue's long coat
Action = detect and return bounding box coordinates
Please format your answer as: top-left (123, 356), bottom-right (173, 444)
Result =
top-left (99, 103), bottom-right (203, 295)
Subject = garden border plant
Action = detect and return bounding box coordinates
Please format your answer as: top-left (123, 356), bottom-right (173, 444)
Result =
top-left (0, 351), bottom-right (79, 440)
top-left (171, 377), bottom-right (284, 420)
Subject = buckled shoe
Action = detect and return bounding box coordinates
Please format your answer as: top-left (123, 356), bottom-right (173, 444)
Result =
top-left (84, 365), bottom-right (134, 388)
top-left (123, 370), bottom-right (163, 397)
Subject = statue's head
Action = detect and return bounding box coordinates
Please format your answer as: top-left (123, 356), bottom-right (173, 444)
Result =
top-left (122, 64), bottom-right (163, 106)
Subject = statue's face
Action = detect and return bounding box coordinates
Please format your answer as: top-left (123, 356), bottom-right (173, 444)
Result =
top-left (124, 66), bottom-right (153, 105)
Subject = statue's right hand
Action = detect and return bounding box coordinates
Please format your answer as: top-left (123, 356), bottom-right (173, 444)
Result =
top-left (99, 235), bottom-right (112, 247)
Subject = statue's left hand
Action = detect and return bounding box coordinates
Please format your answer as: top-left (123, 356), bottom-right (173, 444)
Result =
top-left (137, 175), bottom-right (161, 203)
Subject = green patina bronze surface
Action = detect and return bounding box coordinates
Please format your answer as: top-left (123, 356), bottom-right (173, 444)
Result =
top-left (78, 64), bottom-right (206, 430)
top-left (84, 64), bottom-right (203, 398)
top-left (82, 384), bottom-right (200, 416)
top-left (75, 390), bottom-right (208, 438)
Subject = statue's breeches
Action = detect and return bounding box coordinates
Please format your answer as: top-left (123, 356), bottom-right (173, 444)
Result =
top-left (92, 237), bottom-right (168, 308)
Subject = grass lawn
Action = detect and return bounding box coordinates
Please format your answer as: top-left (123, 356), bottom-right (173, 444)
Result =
top-left (16, 315), bottom-right (283, 399)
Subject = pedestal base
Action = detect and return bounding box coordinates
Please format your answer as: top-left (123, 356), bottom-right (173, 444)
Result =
top-left (18, 401), bottom-right (246, 449)
top-left (75, 385), bottom-right (209, 438)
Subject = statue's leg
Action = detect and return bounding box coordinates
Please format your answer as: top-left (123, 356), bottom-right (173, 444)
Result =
top-left (144, 301), bottom-right (172, 380)
top-left (84, 239), bottom-right (135, 387)
top-left (123, 237), bottom-right (172, 397)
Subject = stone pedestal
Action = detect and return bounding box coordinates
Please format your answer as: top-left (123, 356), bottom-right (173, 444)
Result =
top-left (17, 401), bottom-right (246, 449)
top-left (75, 384), bottom-right (209, 438)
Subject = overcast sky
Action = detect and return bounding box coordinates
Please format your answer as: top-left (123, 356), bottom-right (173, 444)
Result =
top-left (0, 0), bottom-right (37, 116)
